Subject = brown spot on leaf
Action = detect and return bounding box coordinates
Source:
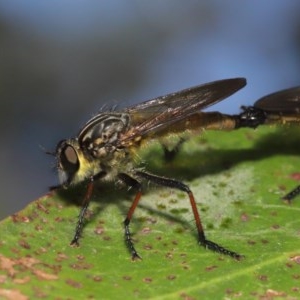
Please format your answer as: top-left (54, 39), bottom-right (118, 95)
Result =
top-left (143, 244), bottom-right (152, 250)
top-left (34, 224), bottom-right (43, 231)
top-left (32, 268), bottom-right (58, 280)
top-left (93, 275), bottom-right (103, 282)
top-left (65, 279), bottom-right (83, 289)
top-left (226, 289), bottom-right (242, 297)
top-left (34, 247), bottom-right (48, 255)
top-left (0, 254), bottom-right (58, 281)
top-left (182, 264), bottom-right (190, 271)
top-left (55, 252), bottom-right (68, 262)
top-left (143, 277), bottom-right (152, 283)
top-left (258, 274), bottom-right (268, 282)
top-left (11, 214), bottom-right (30, 223)
top-left (290, 255), bottom-right (300, 264)
top-left (141, 227), bottom-right (151, 234)
top-left (0, 288), bottom-right (28, 300)
top-left (205, 265), bottom-right (217, 272)
top-left (33, 287), bottom-right (48, 298)
top-left (271, 224), bottom-right (280, 230)
top-left (94, 226), bottom-right (105, 235)
top-left (36, 202), bottom-right (49, 214)
top-left (10, 247), bottom-right (20, 255)
top-left (262, 289), bottom-right (286, 298)
top-left (247, 240), bottom-right (256, 245)
top-left (278, 184), bottom-right (287, 192)
top-left (146, 217), bottom-right (157, 224)
top-left (70, 262), bottom-right (93, 270)
top-left (240, 213), bottom-right (249, 222)
top-left (179, 292), bottom-right (195, 300)
top-left (13, 276), bottom-right (30, 284)
top-left (18, 239), bottom-right (31, 250)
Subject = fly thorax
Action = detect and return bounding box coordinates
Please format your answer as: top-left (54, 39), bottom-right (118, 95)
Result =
top-left (79, 113), bottom-right (130, 161)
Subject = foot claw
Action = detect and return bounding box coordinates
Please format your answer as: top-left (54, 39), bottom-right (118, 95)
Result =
top-left (131, 253), bottom-right (142, 261)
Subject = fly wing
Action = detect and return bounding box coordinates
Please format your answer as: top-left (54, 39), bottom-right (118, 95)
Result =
top-left (120, 78), bottom-right (246, 144)
top-left (255, 86), bottom-right (300, 114)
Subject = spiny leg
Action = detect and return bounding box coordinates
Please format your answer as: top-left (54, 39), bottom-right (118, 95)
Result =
top-left (70, 171), bottom-right (106, 246)
top-left (70, 179), bottom-right (94, 246)
top-left (135, 170), bottom-right (243, 260)
top-left (118, 173), bottom-right (143, 260)
top-left (282, 185), bottom-right (300, 203)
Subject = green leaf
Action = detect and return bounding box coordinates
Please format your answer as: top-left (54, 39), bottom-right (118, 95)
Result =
top-left (1, 126), bottom-right (300, 299)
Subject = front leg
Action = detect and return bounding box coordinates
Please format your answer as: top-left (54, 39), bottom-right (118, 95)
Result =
top-left (70, 180), bottom-right (94, 246)
top-left (70, 171), bottom-right (106, 246)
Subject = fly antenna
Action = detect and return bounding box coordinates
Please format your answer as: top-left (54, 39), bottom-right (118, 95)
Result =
top-left (39, 144), bottom-right (56, 156)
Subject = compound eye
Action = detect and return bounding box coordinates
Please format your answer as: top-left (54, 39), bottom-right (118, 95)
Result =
top-left (61, 145), bottom-right (79, 171)
top-left (59, 144), bottom-right (79, 174)
top-left (64, 145), bottom-right (78, 164)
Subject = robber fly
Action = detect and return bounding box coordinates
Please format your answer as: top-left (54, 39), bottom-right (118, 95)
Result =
top-left (55, 77), bottom-right (257, 260)
top-left (241, 85), bottom-right (300, 202)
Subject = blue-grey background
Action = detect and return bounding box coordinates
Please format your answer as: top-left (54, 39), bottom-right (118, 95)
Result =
top-left (1, 0), bottom-right (300, 219)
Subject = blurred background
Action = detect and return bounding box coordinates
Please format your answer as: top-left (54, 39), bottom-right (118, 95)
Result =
top-left (1, 0), bottom-right (300, 219)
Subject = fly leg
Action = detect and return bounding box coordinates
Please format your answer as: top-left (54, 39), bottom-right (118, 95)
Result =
top-left (70, 179), bottom-right (94, 246)
top-left (282, 185), bottom-right (300, 203)
top-left (135, 170), bottom-right (243, 260)
top-left (70, 171), bottom-right (106, 246)
top-left (118, 173), bottom-right (143, 260)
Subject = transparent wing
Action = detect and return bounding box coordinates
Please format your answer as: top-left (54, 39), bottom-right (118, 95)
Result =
top-left (120, 78), bottom-right (246, 143)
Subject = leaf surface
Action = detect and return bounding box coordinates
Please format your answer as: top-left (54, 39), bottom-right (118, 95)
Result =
top-left (1, 126), bottom-right (300, 299)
